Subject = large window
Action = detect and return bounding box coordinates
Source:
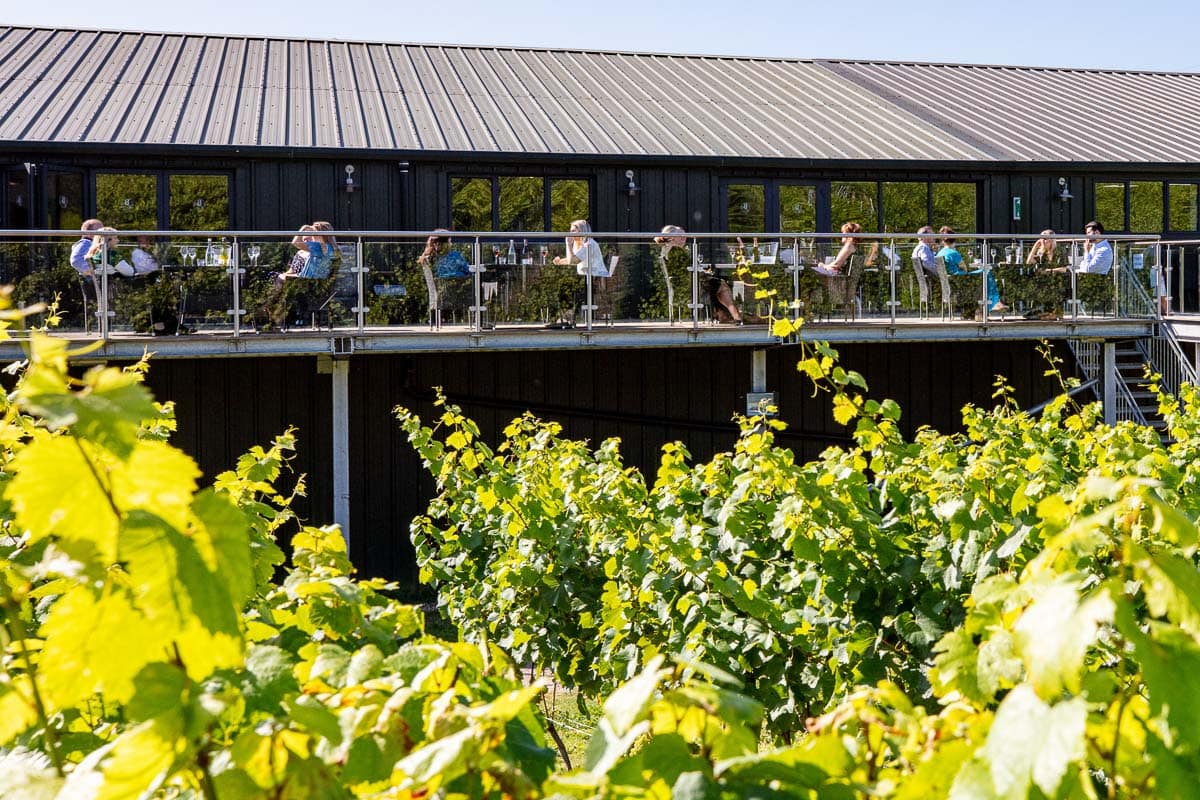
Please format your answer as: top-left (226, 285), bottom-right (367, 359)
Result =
top-left (1169, 183), bottom-right (1199, 232)
top-left (726, 183), bottom-right (766, 233)
top-left (1093, 179), bottom-right (1185, 232)
top-left (831, 182), bottom-right (878, 232)
top-left (779, 184), bottom-right (816, 232)
top-left (169, 175), bottom-right (230, 230)
top-left (931, 183), bottom-right (976, 233)
top-left (450, 176), bottom-right (590, 231)
top-left (96, 173), bottom-right (157, 230)
top-left (881, 182), bottom-right (928, 234)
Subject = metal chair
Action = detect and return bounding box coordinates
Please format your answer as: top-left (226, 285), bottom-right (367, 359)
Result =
top-left (910, 256), bottom-right (930, 319)
top-left (933, 256), bottom-right (954, 320)
top-left (421, 263), bottom-right (441, 329)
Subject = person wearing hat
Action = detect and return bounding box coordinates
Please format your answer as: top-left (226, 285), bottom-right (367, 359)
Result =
top-left (652, 225), bottom-right (742, 324)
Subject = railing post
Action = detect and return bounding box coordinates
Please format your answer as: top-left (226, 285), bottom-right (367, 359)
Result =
top-left (1069, 239), bottom-right (1079, 321)
top-left (584, 253), bottom-right (594, 331)
top-left (355, 237), bottom-right (366, 333)
top-left (981, 240), bottom-right (990, 322)
top-left (690, 240), bottom-right (700, 330)
top-left (230, 237), bottom-right (242, 337)
top-left (888, 236), bottom-right (898, 325)
top-left (790, 237), bottom-right (801, 321)
top-left (99, 238), bottom-right (110, 338)
top-left (470, 236), bottom-right (484, 331)
top-left (1102, 341), bottom-right (1117, 426)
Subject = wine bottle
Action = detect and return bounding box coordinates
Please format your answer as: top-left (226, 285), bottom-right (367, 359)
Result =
top-left (521, 239), bottom-right (532, 265)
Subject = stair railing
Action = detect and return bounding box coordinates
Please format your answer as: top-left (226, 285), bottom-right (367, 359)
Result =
top-left (1066, 338), bottom-right (1148, 424)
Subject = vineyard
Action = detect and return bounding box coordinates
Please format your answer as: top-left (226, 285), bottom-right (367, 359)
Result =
top-left (3, 303), bottom-right (1200, 797)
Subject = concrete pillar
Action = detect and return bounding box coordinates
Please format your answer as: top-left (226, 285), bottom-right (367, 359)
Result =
top-left (752, 348), bottom-right (767, 393)
top-left (329, 358), bottom-right (351, 546)
top-left (1103, 341), bottom-right (1117, 426)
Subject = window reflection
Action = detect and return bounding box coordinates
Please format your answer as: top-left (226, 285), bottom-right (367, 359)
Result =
top-left (779, 184), bottom-right (816, 232)
top-left (498, 176), bottom-right (542, 232)
top-left (882, 182), bottom-right (928, 234)
top-left (47, 172), bottom-right (83, 231)
top-left (451, 178), bottom-right (493, 231)
top-left (169, 175), bottom-right (229, 230)
top-left (1169, 184), bottom-right (1198, 232)
top-left (1095, 182), bottom-right (1125, 232)
top-left (96, 173), bottom-right (157, 230)
top-left (550, 179), bottom-right (588, 232)
top-left (726, 184), bottom-right (765, 232)
top-left (931, 183), bottom-right (976, 233)
top-left (1129, 181), bottom-right (1163, 232)
top-left (831, 182), bottom-right (878, 231)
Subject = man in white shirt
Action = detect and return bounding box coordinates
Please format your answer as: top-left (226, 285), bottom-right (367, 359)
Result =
top-left (1077, 221), bottom-right (1114, 275)
top-left (910, 226), bottom-right (938, 275)
top-left (130, 236), bottom-right (161, 276)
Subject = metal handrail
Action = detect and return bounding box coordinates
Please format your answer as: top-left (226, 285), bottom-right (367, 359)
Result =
top-left (1138, 322), bottom-right (1199, 397)
top-left (0, 228), bottom-right (1160, 243)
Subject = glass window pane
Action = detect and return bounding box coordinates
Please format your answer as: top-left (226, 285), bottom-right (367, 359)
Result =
top-left (96, 173), bottom-right (157, 230)
top-left (169, 175), bottom-right (229, 230)
top-left (550, 179), bottom-right (589, 232)
top-left (779, 184), bottom-right (816, 233)
top-left (882, 182), bottom-right (929, 233)
top-left (1169, 183), bottom-right (1198, 232)
top-left (726, 184), bottom-right (765, 233)
top-left (1094, 182), bottom-right (1125, 232)
top-left (931, 182), bottom-right (976, 233)
top-left (831, 181), bottom-right (878, 232)
top-left (498, 176), bottom-right (543, 232)
top-left (451, 178), bottom-right (493, 231)
top-left (1129, 181), bottom-right (1163, 232)
top-left (6, 169), bottom-right (30, 228)
top-left (47, 172), bottom-right (83, 230)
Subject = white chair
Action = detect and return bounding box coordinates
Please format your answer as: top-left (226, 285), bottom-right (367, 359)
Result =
top-left (421, 263), bottom-right (440, 329)
top-left (933, 256), bottom-right (953, 320)
top-left (599, 255), bottom-right (620, 325)
top-left (910, 256), bottom-right (930, 319)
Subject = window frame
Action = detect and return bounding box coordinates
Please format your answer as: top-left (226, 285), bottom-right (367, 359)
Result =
top-left (447, 174), bottom-right (594, 233)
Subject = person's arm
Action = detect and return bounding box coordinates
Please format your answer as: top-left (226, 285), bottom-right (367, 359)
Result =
top-left (70, 239), bottom-right (93, 274)
top-left (829, 241), bottom-right (855, 272)
top-left (1025, 243), bottom-right (1041, 265)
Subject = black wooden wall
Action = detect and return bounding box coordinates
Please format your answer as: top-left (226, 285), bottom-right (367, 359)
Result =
top-left (144, 341), bottom-right (1066, 587)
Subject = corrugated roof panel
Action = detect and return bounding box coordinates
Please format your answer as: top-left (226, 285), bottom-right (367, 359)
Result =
top-left (141, 35), bottom-right (203, 144)
top-left (114, 34), bottom-right (184, 143)
top-left (230, 39), bottom-right (267, 145)
top-left (377, 46), bottom-right (434, 149)
top-left (174, 38), bottom-right (227, 145)
top-left (533, 51), bottom-right (644, 155)
top-left (2, 26), bottom-right (1199, 162)
top-left (487, 49), bottom-right (589, 153)
top-left (205, 38), bottom-right (247, 146)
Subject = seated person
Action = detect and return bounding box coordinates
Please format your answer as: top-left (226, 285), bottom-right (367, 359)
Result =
top-left (87, 227), bottom-right (129, 275)
top-left (812, 222), bottom-right (861, 275)
top-left (1025, 229), bottom-right (1067, 268)
top-left (126, 235), bottom-right (161, 276)
top-left (418, 229), bottom-right (472, 316)
top-left (1077, 220), bottom-right (1114, 275)
top-left (910, 225), bottom-right (938, 275)
top-left (549, 220), bottom-right (607, 326)
top-left (937, 226), bottom-right (1006, 312)
top-left (655, 225), bottom-right (742, 324)
top-left (70, 218), bottom-right (105, 275)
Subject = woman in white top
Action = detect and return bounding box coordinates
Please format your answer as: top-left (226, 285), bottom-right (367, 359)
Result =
top-left (812, 222), bottom-right (862, 276)
top-left (554, 220), bottom-right (607, 276)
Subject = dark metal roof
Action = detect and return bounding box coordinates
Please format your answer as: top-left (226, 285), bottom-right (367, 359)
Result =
top-left (1, 25), bottom-right (1197, 164)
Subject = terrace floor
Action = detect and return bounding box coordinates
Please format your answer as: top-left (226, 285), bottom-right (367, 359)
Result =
top-left (7, 314), bottom-right (1158, 360)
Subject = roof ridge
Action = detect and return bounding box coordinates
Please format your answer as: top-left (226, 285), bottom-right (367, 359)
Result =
top-left (6, 23), bottom-right (1199, 77)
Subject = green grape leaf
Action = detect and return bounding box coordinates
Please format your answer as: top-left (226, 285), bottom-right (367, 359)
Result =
top-left (8, 437), bottom-right (120, 564)
top-left (983, 686), bottom-right (1086, 798)
top-left (95, 712), bottom-right (186, 800)
top-left (127, 662), bottom-right (188, 723)
top-left (191, 489), bottom-right (255, 608)
top-left (284, 695), bottom-right (343, 745)
top-left (120, 511), bottom-right (244, 680)
top-left (0, 678), bottom-right (41, 746)
top-left (39, 586), bottom-right (162, 710)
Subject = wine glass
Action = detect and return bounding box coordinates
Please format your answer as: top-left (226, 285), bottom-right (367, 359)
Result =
top-left (247, 245), bottom-right (261, 267)
top-left (182, 246), bottom-right (194, 266)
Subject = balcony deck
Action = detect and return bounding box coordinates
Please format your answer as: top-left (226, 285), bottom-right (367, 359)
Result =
top-left (7, 314), bottom-right (1156, 360)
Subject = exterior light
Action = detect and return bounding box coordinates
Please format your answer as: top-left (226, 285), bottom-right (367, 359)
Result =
top-left (345, 164), bottom-right (356, 193)
top-left (194, 198), bottom-right (205, 209)
top-left (58, 195), bottom-right (69, 209)
top-left (624, 169), bottom-right (639, 197)
top-left (1057, 177), bottom-right (1074, 203)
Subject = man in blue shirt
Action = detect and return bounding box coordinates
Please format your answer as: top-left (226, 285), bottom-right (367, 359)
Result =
top-left (910, 226), bottom-right (938, 275)
top-left (1077, 220), bottom-right (1114, 275)
top-left (70, 218), bottom-right (104, 275)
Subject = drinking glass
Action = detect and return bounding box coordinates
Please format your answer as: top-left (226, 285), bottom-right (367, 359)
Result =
top-left (247, 245), bottom-right (261, 267)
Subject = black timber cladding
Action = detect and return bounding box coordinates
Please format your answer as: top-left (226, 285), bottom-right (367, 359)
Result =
top-left (145, 342), bottom-right (1067, 584)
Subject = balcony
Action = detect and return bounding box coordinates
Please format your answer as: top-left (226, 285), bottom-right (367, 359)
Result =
top-left (0, 229), bottom-right (1161, 359)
